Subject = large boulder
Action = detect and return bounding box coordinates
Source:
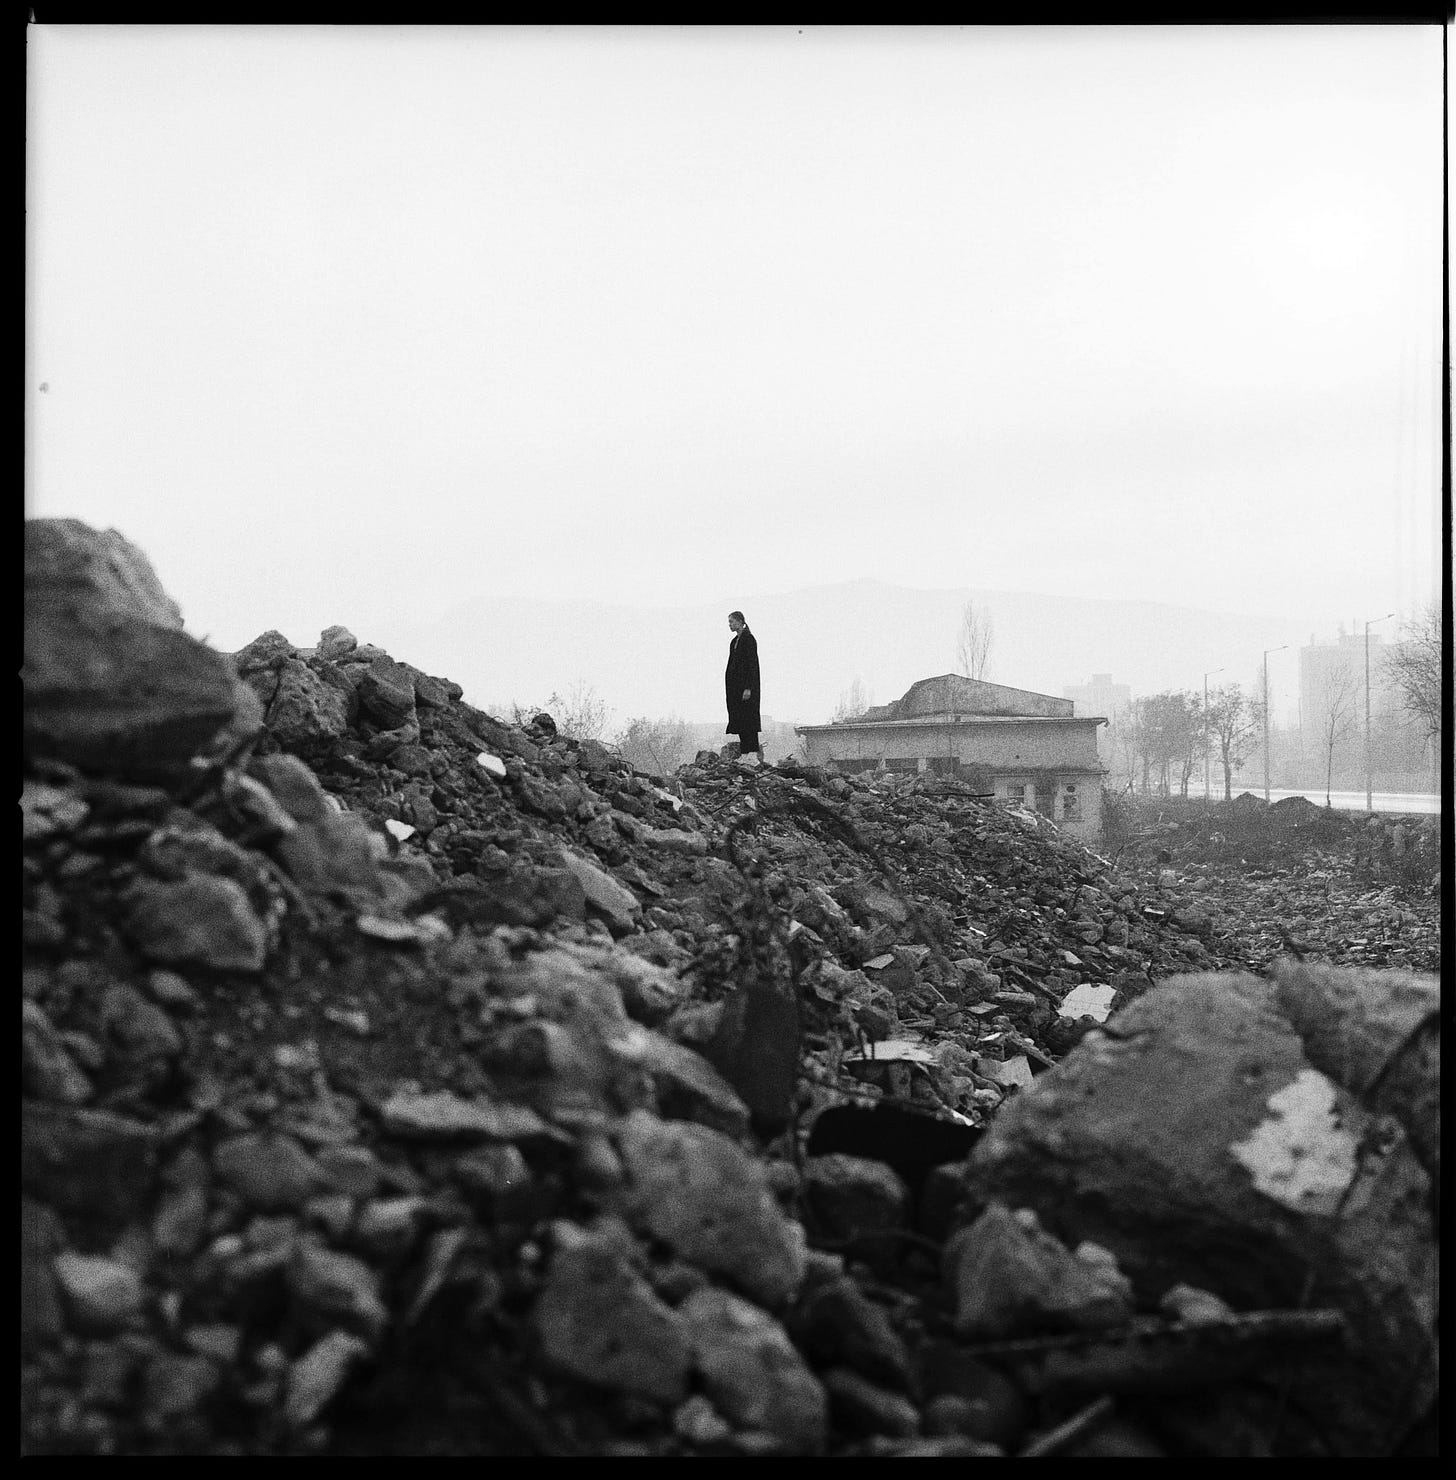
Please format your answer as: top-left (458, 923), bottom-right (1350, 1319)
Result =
top-left (958, 968), bottom-right (1439, 1456)
top-left (24, 520), bottom-right (245, 782)
top-left (24, 517), bottom-right (185, 629)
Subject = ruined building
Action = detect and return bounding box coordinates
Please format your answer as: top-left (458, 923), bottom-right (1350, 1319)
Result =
top-left (796, 674), bottom-right (1108, 840)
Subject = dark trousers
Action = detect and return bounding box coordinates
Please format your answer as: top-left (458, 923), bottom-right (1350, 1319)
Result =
top-left (736, 731), bottom-right (759, 755)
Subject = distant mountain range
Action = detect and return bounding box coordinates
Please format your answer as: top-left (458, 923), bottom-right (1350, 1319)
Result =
top-left (381, 578), bottom-right (1318, 733)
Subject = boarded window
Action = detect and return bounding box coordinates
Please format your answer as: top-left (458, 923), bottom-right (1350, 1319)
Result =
top-left (1061, 783), bottom-right (1082, 821)
top-left (926, 756), bottom-right (959, 775)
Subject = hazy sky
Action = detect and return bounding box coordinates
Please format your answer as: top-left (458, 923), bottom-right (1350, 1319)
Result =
top-left (27, 25), bottom-right (1446, 665)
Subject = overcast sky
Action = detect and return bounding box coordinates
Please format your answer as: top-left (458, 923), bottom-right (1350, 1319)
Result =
top-left (27, 24), bottom-right (1445, 669)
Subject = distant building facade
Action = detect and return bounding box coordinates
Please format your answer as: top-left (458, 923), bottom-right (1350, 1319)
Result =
top-left (1063, 673), bottom-right (1131, 723)
top-left (1298, 631), bottom-right (1404, 725)
top-left (796, 673), bottom-right (1108, 841)
top-left (1063, 673), bottom-right (1131, 766)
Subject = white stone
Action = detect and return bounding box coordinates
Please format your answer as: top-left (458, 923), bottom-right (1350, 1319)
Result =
top-left (1058, 983), bottom-right (1118, 1022)
top-left (1229, 1068), bottom-right (1360, 1214)
top-left (477, 752), bottom-right (507, 778)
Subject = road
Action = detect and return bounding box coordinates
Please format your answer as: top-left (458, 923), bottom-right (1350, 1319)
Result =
top-left (1180, 784), bottom-right (1441, 816)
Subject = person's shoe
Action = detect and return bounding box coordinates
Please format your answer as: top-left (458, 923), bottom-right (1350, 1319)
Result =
top-left (736, 752), bottom-right (760, 769)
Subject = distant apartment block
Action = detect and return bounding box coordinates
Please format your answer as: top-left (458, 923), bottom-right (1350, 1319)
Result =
top-left (1298, 631), bottom-right (1405, 726)
top-left (1062, 673), bottom-right (1131, 723)
top-left (1063, 675), bottom-right (1130, 764)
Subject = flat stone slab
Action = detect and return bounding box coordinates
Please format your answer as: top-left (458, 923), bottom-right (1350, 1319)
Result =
top-left (378, 1089), bottom-right (555, 1142)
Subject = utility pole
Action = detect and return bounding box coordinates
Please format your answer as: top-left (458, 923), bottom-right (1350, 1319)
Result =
top-left (1262, 646), bottom-right (1288, 803)
top-left (1203, 667), bottom-right (1223, 805)
top-left (1364, 612), bottom-right (1395, 812)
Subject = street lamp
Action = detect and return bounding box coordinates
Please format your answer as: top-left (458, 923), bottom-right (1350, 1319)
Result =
top-left (1202, 667), bottom-right (1224, 804)
top-left (1262, 646), bottom-right (1288, 804)
top-left (1363, 612), bottom-right (1395, 812)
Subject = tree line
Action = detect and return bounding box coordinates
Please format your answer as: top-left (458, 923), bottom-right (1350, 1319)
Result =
top-left (1105, 605), bottom-right (1442, 802)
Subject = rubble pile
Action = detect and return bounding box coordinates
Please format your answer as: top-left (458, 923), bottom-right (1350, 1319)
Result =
top-left (1111, 793), bottom-right (1440, 974)
top-left (22, 520), bottom-right (1440, 1457)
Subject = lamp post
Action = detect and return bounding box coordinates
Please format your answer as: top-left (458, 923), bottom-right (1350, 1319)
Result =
top-left (1202, 667), bottom-right (1224, 804)
top-left (1363, 612), bottom-right (1395, 812)
top-left (1262, 646), bottom-right (1288, 803)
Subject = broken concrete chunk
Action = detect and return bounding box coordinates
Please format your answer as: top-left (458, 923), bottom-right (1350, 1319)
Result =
top-left (679, 1285), bottom-right (828, 1454)
top-left (556, 847), bottom-right (641, 932)
top-left (213, 1132), bottom-right (336, 1212)
top-left (961, 971), bottom-right (1438, 1456)
top-left (357, 654), bottom-right (418, 730)
top-left (26, 518), bottom-right (185, 627)
top-left (284, 1329), bottom-right (370, 1429)
top-left (316, 626), bottom-right (358, 661)
top-left (1159, 1283), bottom-right (1235, 1326)
top-left (802, 1154), bottom-right (911, 1254)
top-left (790, 1274), bottom-right (913, 1391)
top-left (22, 1103), bottom-right (158, 1219)
top-left (975, 1053), bottom-right (1035, 1089)
top-left (287, 1240), bottom-right (389, 1340)
top-left (23, 1000), bottom-right (94, 1104)
top-left (21, 778), bottom-right (91, 843)
top-left (943, 1202), bottom-right (1134, 1339)
top-left (530, 1228), bottom-right (691, 1404)
top-left (606, 1021), bottom-right (750, 1137)
top-left (379, 1088), bottom-right (554, 1143)
top-left (124, 874), bottom-right (269, 973)
top-left (233, 629), bottom-right (298, 673)
top-left (275, 813), bottom-right (386, 901)
top-left (247, 752), bottom-right (335, 824)
top-left (25, 607), bottom-right (244, 783)
top-left (1057, 983), bottom-right (1117, 1022)
top-left (608, 1110), bottom-right (806, 1309)
top-left (53, 1251), bottom-right (147, 1332)
top-left (262, 658), bottom-right (353, 748)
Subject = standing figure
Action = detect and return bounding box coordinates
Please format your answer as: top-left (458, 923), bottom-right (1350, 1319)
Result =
top-left (724, 610), bottom-right (762, 763)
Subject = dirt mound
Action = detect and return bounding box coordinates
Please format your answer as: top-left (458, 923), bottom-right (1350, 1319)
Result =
top-left (22, 519), bottom-right (1439, 1457)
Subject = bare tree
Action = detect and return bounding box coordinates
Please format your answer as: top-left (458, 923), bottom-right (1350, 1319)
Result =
top-left (1385, 603), bottom-right (1443, 748)
top-left (831, 678), bottom-right (872, 722)
top-left (1102, 713), bottom-right (1141, 794)
top-left (1310, 668), bottom-right (1358, 805)
top-left (611, 715), bottom-right (691, 776)
top-left (955, 600), bottom-right (995, 682)
top-left (1205, 682), bottom-right (1265, 801)
top-left (546, 680), bottom-right (612, 742)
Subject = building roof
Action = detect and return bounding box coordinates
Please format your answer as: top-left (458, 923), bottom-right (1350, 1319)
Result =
top-left (796, 713), bottom-right (1107, 734)
top-left (802, 673), bottom-right (1106, 732)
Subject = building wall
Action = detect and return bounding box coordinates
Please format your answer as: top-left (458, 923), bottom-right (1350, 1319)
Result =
top-left (798, 718), bottom-right (1106, 840)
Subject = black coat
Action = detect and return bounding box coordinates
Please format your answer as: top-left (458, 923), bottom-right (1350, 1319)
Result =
top-left (725, 628), bottom-right (761, 736)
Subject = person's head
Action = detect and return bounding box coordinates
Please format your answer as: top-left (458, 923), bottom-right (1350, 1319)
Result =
top-left (728, 610), bottom-right (746, 634)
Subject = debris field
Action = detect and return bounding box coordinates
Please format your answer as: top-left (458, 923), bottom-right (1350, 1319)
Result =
top-left (22, 518), bottom-right (1441, 1457)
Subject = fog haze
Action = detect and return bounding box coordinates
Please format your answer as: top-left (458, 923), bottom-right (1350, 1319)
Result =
top-left (26, 25), bottom-right (1444, 724)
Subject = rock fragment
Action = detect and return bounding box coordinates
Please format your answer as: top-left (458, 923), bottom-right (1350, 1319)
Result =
top-left (679, 1285), bottom-right (828, 1453)
top-left (607, 1111), bottom-right (806, 1309)
top-left (530, 1224), bottom-right (691, 1404)
top-left (124, 875), bottom-right (269, 972)
top-left (53, 1252), bottom-right (147, 1332)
